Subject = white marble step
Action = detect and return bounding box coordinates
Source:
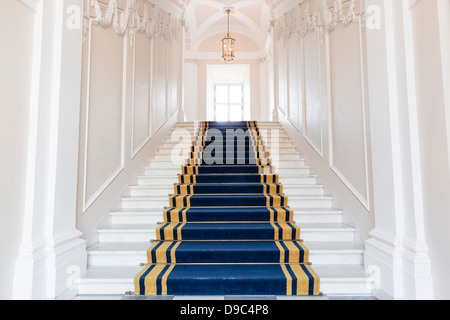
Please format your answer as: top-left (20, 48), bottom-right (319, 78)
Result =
top-left (157, 145), bottom-right (299, 153)
top-left (173, 122), bottom-right (282, 127)
top-left (283, 185), bottom-right (324, 196)
top-left (76, 264), bottom-right (371, 295)
top-left (151, 153), bottom-right (302, 161)
top-left (143, 167), bottom-right (182, 176)
top-left (147, 160), bottom-right (185, 167)
top-left (96, 223), bottom-right (354, 243)
top-left (109, 208), bottom-right (344, 225)
top-left (276, 167), bottom-right (313, 175)
top-left (119, 194), bottom-right (334, 210)
top-left (127, 184), bottom-right (324, 196)
top-left (136, 174), bottom-right (318, 186)
top-left (159, 140), bottom-right (296, 147)
top-left (86, 241), bottom-right (364, 267)
top-left (170, 131), bottom-right (287, 137)
top-left (146, 159), bottom-right (309, 168)
top-left (154, 148), bottom-right (302, 157)
top-left (134, 175), bottom-right (178, 185)
top-left (142, 166), bottom-right (314, 176)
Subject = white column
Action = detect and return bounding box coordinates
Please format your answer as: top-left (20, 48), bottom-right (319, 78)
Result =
top-left (13, 0), bottom-right (86, 300)
top-left (364, 0), bottom-right (433, 299)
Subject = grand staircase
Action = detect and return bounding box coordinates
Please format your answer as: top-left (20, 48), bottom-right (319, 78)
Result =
top-left (77, 121), bottom-right (371, 297)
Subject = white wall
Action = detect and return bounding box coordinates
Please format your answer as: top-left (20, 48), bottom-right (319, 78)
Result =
top-left (273, 0), bottom-right (374, 244)
top-left (410, 0), bottom-right (450, 299)
top-left (77, 0), bottom-right (184, 246)
top-left (0, 0), bottom-right (35, 300)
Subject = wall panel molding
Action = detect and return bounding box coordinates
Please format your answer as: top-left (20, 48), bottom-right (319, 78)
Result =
top-left (82, 20), bottom-right (127, 212)
top-left (326, 18), bottom-right (371, 210)
top-left (131, 31), bottom-right (153, 159)
top-left (302, 30), bottom-right (323, 158)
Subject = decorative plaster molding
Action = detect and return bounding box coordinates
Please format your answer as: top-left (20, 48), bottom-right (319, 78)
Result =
top-left (274, 0), bottom-right (361, 41)
top-left (85, 0), bottom-right (182, 45)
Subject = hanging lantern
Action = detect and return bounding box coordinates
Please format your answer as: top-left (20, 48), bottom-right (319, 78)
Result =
top-left (222, 9), bottom-right (236, 62)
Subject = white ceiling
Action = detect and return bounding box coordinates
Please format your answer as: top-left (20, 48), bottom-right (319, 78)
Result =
top-left (169, 0), bottom-right (293, 53)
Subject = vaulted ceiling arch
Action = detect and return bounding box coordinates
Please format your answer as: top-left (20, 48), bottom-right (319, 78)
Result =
top-left (175, 0), bottom-right (278, 53)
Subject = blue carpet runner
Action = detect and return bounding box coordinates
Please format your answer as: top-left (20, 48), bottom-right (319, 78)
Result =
top-left (134, 121), bottom-right (320, 296)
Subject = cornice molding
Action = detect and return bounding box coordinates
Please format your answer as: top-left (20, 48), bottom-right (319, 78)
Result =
top-left (274, 0), bottom-right (361, 41)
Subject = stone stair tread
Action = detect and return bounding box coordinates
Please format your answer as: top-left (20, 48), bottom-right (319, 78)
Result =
top-left (87, 241), bottom-right (363, 254)
top-left (129, 184), bottom-right (324, 188)
top-left (121, 194), bottom-right (331, 199)
top-left (79, 264), bottom-right (369, 281)
top-left (290, 207), bottom-right (343, 213)
top-left (98, 223), bottom-right (353, 232)
top-left (109, 207), bottom-right (343, 216)
top-left (97, 224), bottom-right (159, 231)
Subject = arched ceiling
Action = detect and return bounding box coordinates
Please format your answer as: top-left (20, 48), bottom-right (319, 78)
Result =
top-left (169, 0), bottom-right (290, 53)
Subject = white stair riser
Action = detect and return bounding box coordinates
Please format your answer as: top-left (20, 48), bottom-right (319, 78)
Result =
top-left (109, 212), bottom-right (343, 225)
top-left (87, 250), bottom-right (363, 267)
top-left (98, 230), bottom-right (155, 243)
top-left (283, 187), bottom-right (324, 196)
top-left (128, 186), bottom-right (322, 196)
top-left (97, 228), bottom-right (352, 243)
top-left (160, 141), bottom-right (296, 147)
top-left (87, 253), bottom-right (146, 267)
top-left (143, 168), bottom-right (313, 175)
top-left (149, 157), bottom-right (307, 169)
top-left (154, 149), bottom-right (301, 157)
top-left (168, 134), bottom-right (293, 141)
top-left (159, 140), bottom-right (295, 147)
top-left (136, 176), bottom-right (318, 186)
top-left (120, 197), bottom-right (332, 209)
top-left (137, 177), bottom-right (178, 185)
top-left (309, 252), bottom-right (364, 265)
top-left (121, 199), bottom-right (168, 209)
top-left (277, 168), bottom-right (311, 175)
top-left (110, 214), bottom-right (161, 225)
top-left (278, 176), bottom-right (317, 184)
top-left (77, 277), bottom-right (372, 296)
top-left (275, 160), bottom-right (308, 168)
top-left (148, 161), bottom-right (184, 168)
top-left (152, 154), bottom-right (302, 161)
top-left (158, 146), bottom-right (298, 153)
top-left (301, 229), bottom-right (355, 242)
top-left (130, 187), bottom-right (174, 196)
top-left (144, 168), bottom-right (181, 176)
top-left (288, 198), bottom-right (333, 208)
top-left (76, 281), bottom-right (133, 296)
top-left (295, 213), bottom-right (343, 224)
top-left (147, 159), bottom-right (307, 167)
top-left (319, 280), bottom-right (372, 295)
